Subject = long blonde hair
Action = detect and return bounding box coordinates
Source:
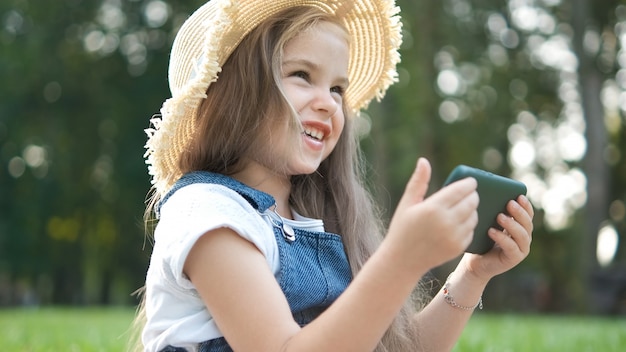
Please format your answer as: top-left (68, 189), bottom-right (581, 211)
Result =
top-left (131, 6), bottom-right (425, 352)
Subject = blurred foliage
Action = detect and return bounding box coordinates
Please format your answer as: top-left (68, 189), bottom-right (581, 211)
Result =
top-left (0, 0), bottom-right (624, 314)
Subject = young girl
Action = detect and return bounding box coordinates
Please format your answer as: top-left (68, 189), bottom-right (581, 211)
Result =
top-left (137, 0), bottom-right (534, 351)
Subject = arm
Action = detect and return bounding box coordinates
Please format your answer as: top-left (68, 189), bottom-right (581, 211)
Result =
top-left (186, 226), bottom-right (422, 352)
top-left (413, 195), bottom-right (535, 352)
top-left (184, 158), bottom-right (480, 352)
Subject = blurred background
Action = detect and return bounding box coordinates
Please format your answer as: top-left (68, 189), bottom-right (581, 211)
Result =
top-left (0, 0), bottom-right (624, 316)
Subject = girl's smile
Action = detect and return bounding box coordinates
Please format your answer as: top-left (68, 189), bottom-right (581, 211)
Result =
top-left (276, 20), bottom-right (349, 175)
top-left (302, 120), bottom-right (331, 151)
top-left (229, 20), bottom-right (350, 215)
top-left (270, 22), bottom-right (349, 175)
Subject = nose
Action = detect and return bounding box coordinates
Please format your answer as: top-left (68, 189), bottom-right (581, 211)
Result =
top-left (312, 87), bottom-right (339, 119)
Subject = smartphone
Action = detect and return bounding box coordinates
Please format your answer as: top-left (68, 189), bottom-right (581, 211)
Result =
top-left (443, 165), bottom-right (527, 254)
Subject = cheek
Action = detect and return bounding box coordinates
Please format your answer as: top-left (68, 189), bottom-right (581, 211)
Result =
top-left (282, 83), bottom-right (304, 111)
top-left (334, 114), bottom-right (346, 138)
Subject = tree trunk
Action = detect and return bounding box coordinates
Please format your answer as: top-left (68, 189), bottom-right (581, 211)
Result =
top-left (571, 0), bottom-right (610, 313)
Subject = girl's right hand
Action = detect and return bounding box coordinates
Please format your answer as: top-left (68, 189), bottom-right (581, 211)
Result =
top-left (385, 158), bottom-right (479, 276)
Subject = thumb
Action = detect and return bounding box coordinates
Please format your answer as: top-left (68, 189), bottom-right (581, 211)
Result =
top-left (397, 157), bottom-right (431, 209)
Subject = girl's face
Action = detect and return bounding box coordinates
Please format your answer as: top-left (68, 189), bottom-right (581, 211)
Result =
top-left (258, 21), bottom-right (349, 178)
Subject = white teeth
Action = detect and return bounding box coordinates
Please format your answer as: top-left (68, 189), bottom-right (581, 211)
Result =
top-left (304, 127), bottom-right (324, 141)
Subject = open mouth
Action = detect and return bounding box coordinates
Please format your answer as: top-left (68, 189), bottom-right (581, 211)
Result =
top-left (303, 127), bottom-right (325, 141)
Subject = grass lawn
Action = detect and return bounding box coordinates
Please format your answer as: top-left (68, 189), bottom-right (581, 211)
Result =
top-left (0, 307), bottom-right (136, 351)
top-left (0, 307), bottom-right (624, 351)
top-left (454, 313), bottom-right (626, 351)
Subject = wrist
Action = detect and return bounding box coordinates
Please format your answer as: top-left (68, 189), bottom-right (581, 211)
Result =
top-left (442, 273), bottom-right (483, 310)
top-left (457, 255), bottom-right (493, 286)
top-left (377, 235), bottom-right (431, 282)
top-left (441, 269), bottom-right (488, 311)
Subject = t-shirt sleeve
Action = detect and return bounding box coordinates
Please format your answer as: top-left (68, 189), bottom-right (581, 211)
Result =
top-left (153, 183), bottom-right (278, 290)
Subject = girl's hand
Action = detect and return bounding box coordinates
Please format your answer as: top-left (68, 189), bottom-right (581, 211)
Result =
top-left (461, 194), bottom-right (535, 282)
top-left (385, 158), bottom-right (479, 276)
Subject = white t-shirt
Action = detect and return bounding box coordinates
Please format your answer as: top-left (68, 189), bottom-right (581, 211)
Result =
top-left (142, 183), bottom-right (324, 352)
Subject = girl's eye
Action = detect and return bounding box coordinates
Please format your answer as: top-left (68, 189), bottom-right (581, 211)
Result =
top-left (292, 70), bottom-right (309, 80)
top-left (331, 86), bottom-right (345, 96)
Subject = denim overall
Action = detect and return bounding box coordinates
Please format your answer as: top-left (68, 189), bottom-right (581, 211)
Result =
top-left (159, 171), bottom-right (352, 352)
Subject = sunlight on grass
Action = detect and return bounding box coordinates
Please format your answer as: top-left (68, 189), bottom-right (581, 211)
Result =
top-left (0, 307), bottom-right (135, 351)
top-left (454, 314), bottom-right (626, 352)
top-left (0, 308), bottom-right (624, 351)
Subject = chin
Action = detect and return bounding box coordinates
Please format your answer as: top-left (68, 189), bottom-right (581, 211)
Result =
top-left (290, 163), bottom-right (322, 176)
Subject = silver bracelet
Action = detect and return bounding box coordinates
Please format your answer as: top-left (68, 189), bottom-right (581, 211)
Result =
top-left (442, 274), bottom-right (483, 311)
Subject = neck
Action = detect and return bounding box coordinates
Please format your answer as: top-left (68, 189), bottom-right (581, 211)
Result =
top-left (232, 163), bottom-right (293, 219)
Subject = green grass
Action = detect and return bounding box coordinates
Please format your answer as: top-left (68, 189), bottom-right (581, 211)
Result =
top-left (0, 307), bottom-right (136, 352)
top-left (0, 308), bottom-right (624, 351)
top-left (454, 314), bottom-right (626, 352)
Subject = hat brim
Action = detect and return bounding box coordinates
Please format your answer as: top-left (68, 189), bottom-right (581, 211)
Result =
top-left (145, 0), bottom-right (403, 195)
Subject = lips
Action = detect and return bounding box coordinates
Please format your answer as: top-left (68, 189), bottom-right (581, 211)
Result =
top-left (304, 126), bottom-right (324, 141)
top-left (302, 121), bottom-right (330, 142)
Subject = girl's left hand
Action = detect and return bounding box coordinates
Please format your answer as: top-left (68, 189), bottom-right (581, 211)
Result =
top-left (462, 194), bottom-right (535, 282)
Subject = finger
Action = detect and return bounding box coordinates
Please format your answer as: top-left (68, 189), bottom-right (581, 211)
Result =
top-left (517, 195), bottom-right (534, 217)
top-left (428, 178), bottom-right (479, 233)
top-left (516, 195), bottom-right (535, 226)
top-left (429, 176), bottom-right (478, 209)
top-left (397, 157), bottom-right (431, 208)
top-left (496, 213), bottom-right (531, 253)
top-left (506, 197), bottom-right (534, 235)
top-left (460, 206), bottom-right (479, 240)
top-left (488, 227), bottom-right (521, 254)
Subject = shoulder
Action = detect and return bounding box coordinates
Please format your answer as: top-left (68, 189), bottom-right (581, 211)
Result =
top-left (161, 182), bottom-right (256, 218)
top-left (153, 183), bottom-right (278, 278)
top-left (157, 182), bottom-right (271, 248)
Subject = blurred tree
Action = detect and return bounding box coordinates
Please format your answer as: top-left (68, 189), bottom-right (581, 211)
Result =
top-left (0, 0), bottom-right (624, 313)
top-left (570, 0), bottom-right (610, 311)
top-left (364, 0), bottom-right (626, 313)
top-left (0, 0), bottom-right (204, 305)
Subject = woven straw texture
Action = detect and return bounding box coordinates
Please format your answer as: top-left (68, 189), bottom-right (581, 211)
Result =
top-left (144, 0), bottom-right (403, 196)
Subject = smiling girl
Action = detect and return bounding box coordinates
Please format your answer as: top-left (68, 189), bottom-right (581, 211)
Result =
top-left (135, 1), bottom-right (534, 351)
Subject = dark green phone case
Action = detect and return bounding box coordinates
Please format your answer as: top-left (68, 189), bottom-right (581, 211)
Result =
top-left (443, 165), bottom-right (527, 254)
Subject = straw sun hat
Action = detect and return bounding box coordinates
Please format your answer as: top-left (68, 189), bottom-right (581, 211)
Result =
top-left (144, 0), bottom-right (403, 196)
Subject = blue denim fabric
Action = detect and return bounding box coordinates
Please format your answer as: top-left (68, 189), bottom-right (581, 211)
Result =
top-left (159, 171), bottom-right (352, 352)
